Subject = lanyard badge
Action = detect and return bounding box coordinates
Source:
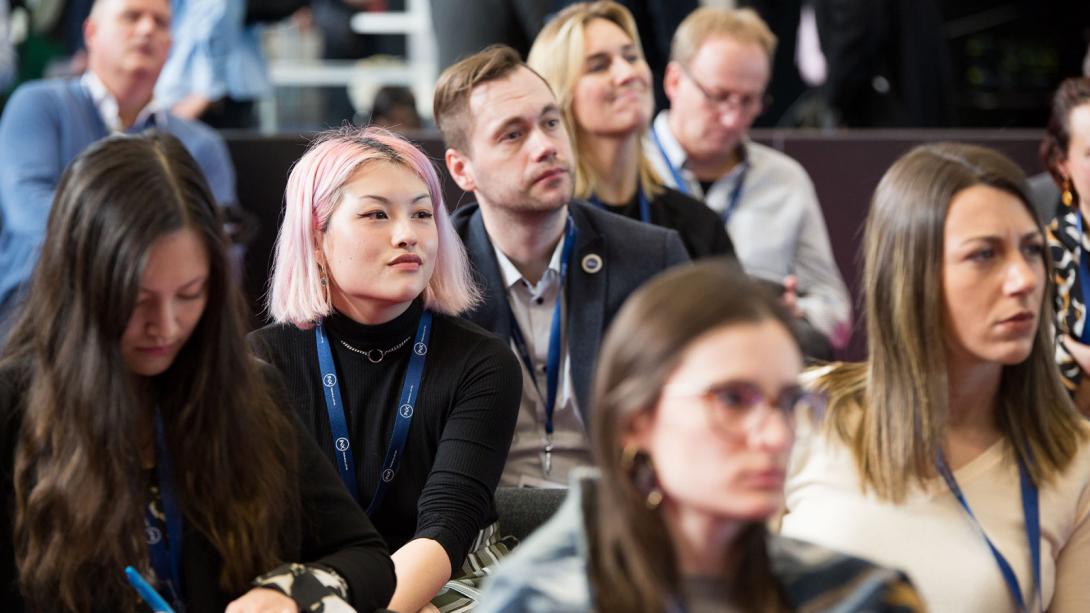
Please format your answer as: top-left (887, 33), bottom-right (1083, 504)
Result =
top-left (315, 310), bottom-right (433, 514)
top-left (508, 219), bottom-right (577, 476)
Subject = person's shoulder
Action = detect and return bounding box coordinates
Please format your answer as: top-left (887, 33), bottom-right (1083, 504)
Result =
top-left (432, 312), bottom-right (520, 370)
top-left (746, 140), bottom-right (813, 183)
top-left (434, 311), bottom-right (505, 349)
top-left (573, 199), bottom-right (677, 242)
top-left (654, 187), bottom-right (722, 224)
top-left (2, 78), bottom-right (70, 118)
top-left (771, 534), bottom-right (924, 611)
top-left (449, 202), bottom-right (481, 232)
top-left (248, 320), bottom-right (310, 358)
top-left (163, 113), bottom-right (226, 145)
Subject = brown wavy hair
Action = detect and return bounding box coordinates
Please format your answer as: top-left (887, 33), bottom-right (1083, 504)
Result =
top-left (4, 133), bottom-right (298, 610)
top-left (588, 260), bottom-right (792, 612)
top-left (1040, 76), bottom-right (1090, 190)
top-left (816, 142), bottom-right (1084, 502)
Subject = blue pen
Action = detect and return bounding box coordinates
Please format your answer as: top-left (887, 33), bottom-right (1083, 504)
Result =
top-left (124, 565), bottom-right (176, 613)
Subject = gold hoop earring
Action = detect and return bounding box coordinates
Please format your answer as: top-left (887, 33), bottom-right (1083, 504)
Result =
top-left (1062, 177), bottom-right (1075, 207)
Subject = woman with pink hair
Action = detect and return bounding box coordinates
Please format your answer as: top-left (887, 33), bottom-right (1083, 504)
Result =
top-left (250, 126), bottom-right (521, 613)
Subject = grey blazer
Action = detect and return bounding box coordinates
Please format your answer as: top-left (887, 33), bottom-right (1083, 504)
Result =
top-left (451, 200), bottom-right (690, 419)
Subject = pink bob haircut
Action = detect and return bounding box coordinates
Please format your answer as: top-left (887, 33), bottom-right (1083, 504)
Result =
top-left (267, 125), bottom-right (480, 326)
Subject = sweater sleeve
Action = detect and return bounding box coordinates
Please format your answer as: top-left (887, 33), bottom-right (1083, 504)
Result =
top-left (0, 84), bottom-right (64, 238)
top-left (663, 229), bottom-right (691, 268)
top-left (413, 332), bottom-right (522, 571)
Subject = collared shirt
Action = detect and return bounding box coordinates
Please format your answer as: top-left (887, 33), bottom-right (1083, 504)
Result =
top-left (648, 110), bottom-right (852, 347)
top-left (493, 235), bottom-right (592, 488)
top-left (81, 72), bottom-right (163, 133)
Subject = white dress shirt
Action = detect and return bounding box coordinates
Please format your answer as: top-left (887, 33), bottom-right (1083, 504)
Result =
top-left (493, 235), bottom-right (592, 488)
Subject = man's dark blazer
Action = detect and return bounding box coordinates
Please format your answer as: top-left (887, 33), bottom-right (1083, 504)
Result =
top-left (451, 200), bottom-right (690, 419)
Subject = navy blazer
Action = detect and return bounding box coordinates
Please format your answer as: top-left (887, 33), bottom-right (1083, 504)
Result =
top-left (451, 201), bottom-right (690, 419)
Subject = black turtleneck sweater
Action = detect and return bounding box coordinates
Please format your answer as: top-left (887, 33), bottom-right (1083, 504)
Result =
top-left (598, 186), bottom-right (735, 260)
top-left (248, 300), bottom-right (521, 571)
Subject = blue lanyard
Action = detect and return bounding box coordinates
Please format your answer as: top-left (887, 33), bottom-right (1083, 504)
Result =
top-left (651, 123), bottom-right (746, 224)
top-left (1074, 213), bottom-right (1090, 344)
top-left (936, 452), bottom-right (1041, 612)
top-left (651, 125), bottom-right (689, 196)
top-left (720, 166), bottom-right (747, 226)
top-left (314, 310), bottom-right (433, 515)
top-left (588, 189), bottom-right (651, 224)
top-left (507, 220), bottom-right (577, 441)
top-left (146, 409), bottom-right (185, 611)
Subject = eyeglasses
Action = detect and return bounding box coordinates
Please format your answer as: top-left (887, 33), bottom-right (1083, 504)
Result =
top-left (661, 379), bottom-right (825, 439)
top-left (677, 63), bottom-right (770, 117)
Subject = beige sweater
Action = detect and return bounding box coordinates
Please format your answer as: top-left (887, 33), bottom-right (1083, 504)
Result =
top-left (781, 421), bottom-right (1090, 613)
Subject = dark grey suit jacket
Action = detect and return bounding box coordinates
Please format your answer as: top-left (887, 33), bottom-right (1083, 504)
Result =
top-left (451, 201), bottom-right (690, 420)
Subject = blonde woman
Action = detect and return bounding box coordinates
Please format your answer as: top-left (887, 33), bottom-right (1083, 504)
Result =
top-left (527, 1), bottom-right (733, 260)
top-left (781, 143), bottom-right (1090, 612)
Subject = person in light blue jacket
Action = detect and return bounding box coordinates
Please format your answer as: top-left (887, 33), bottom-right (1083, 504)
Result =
top-left (0, 0), bottom-right (236, 339)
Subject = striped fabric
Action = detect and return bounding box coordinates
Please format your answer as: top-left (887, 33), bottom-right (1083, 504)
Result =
top-left (431, 522), bottom-right (519, 613)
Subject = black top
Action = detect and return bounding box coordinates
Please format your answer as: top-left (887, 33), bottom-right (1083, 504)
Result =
top-left (0, 361), bottom-right (396, 612)
top-left (248, 300), bottom-right (522, 572)
top-left (598, 186), bottom-right (735, 259)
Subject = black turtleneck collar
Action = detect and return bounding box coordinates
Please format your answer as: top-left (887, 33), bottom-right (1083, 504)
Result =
top-left (324, 298), bottom-right (423, 346)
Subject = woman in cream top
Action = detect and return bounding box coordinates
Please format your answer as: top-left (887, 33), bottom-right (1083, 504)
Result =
top-left (781, 143), bottom-right (1090, 612)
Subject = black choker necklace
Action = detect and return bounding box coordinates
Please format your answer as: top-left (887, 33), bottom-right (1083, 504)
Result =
top-left (340, 336), bottom-right (411, 363)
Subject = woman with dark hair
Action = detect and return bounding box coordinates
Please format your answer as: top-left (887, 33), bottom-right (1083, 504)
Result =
top-left (0, 132), bottom-right (396, 612)
top-left (1042, 77), bottom-right (1090, 412)
top-left (783, 143), bottom-right (1090, 611)
top-left (251, 126), bottom-right (521, 613)
top-left (477, 260), bottom-right (921, 612)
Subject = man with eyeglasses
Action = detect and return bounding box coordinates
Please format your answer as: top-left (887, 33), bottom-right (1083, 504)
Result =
top-left (647, 7), bottom-right (851, 357)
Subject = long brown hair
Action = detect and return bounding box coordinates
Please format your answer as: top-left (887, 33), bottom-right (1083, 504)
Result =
top-left (4, 133), bottom-right (298, 610)
top-left (589, 260), bottom-right (792, 612)
top-left (817, 142), bottom-right (1084, 502)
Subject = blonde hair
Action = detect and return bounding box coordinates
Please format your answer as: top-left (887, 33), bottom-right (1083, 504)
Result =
top-left (528, 1), bottom-right (662, 200)
top-left (815, 142), bottom-right (1084, 502)
top-left (670, 6), bottom-right (776, 67)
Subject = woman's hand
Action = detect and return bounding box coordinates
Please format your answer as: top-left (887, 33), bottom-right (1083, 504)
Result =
top-left (225, 588), bottom-right (299, 613)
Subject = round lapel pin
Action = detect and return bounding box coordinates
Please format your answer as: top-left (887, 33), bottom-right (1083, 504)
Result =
top-left (581, 253), bottom-right (603, 274)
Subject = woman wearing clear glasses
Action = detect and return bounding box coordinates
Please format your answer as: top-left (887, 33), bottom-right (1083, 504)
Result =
top-left (781, 143), bottom-right (1090, 612)
top-left (477, 260), bottom-right (922, 613)
top-left (526, 1), bottom-right (734, 260)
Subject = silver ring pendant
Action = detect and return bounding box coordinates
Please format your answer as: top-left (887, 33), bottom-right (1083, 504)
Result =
top-left (366, 349), bottom-right (384, 363)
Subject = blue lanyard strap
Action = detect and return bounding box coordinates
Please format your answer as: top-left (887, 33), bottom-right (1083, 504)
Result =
top-left (651, 125), bottom-right (689, 196)
top-left (588, 189), bottom-right (651, 224)
top-left (507, 219), bottom-right (577, 437)
top-left (651, 123), bottom-right (746, 224)
top-left (720, 165), bottom-right (748, 226)
top-left (314, 310), bottom-right (433, 515)
top-left (147, 409), bottom-right (185, 611)
top-left (1074, 213), bottom-right (1090, 344)
top-left (936, 452), bottom-right (1041, 612)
